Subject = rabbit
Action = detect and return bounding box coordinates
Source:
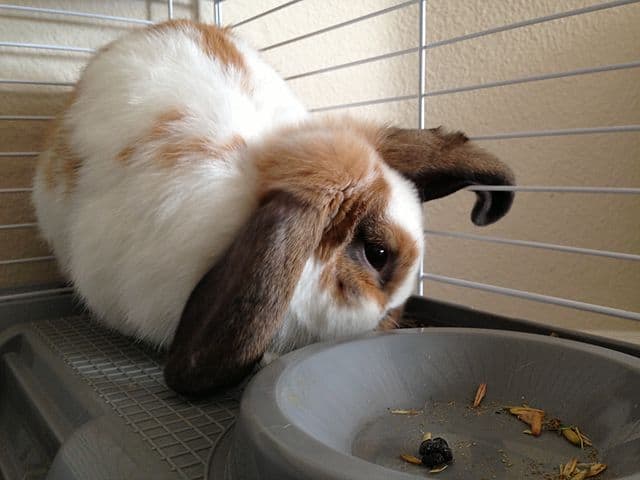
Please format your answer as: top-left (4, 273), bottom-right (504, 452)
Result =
top-left (32, 20), bottom-right (515, 395)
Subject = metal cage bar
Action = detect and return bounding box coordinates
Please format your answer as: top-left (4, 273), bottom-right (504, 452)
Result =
top-left (423, 273), bottom-right (640, 322)
top-left (0, 256), bottom-right (55, 266)
top-left (0, 4), bottom-right (153, 24)
top-left (416, 0), bottom-right (427, 296)
top-left (424, 230), bottom-right (640, 262)
top-left (231, 0), bottom-right (302, 28)
top-left (260, 0), bottom-right (418, 52)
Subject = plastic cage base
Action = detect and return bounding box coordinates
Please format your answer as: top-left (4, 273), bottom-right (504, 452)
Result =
top-left (0, 293), bottom-right (637, 480)
top-left (0, 310), bottom-right (242, 480)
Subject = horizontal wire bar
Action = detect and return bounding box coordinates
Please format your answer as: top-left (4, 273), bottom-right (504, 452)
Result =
top-left (422, 273), bottom-right (640, 321)
top-left (424, 230), bottom-right (640, 261)
top-left (466, 185), bottom-right (640, 194)
top-left (284, 46), bottom-right (419, 81)
top-left (0, 4), bottom-right (153, 25)
top-left (0, 115), bottom-right (54, 120)
top-left (470, 125), bottom-right (640, 140)
top-left (260, 0), bottom-right (418, 52)
top-left (426, 0), bottom-right (640, 49)
top-left (0, 256), bottom-right (54, 266)
top-left (0, 222), bottom-right (37, 230)
top-left (309, 94), bottom-right (418, 113)
top-left (310, 91), bottom-right (639, 126)
top-left (282, 4), bottom-right (640, 87)
top-left (231, 0), bottom-right (304, 27)
top-left (0, 79), bottom-right (75, 87)
top-left (307, 57), bottom-right (640, 110)
top-left (0, 152), bottom-right (39, 157)
top-left (426, 60), bottom-right (640, 97)
top-left (265, 0), bottom-right (634, 54)
top-left (0, 41), bottom-right (95, 53)
top-left (287, 52), bottom-right (639, 86)
top-left (0, 188), bottom-right (32, 193)
top-left (0, 287), bottom-right (72, 302)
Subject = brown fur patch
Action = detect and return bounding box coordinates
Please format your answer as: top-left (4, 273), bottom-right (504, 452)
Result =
top-left (117, 109), bottom-right (246, 168)
top-left (39, 84), bottom-right (82, 193)
top-left (194, 24), bottom-right (246, 73)
top-left (116, 145), bottom-right (136, 164)
top-left (41, 122), bottom-right (82, 195)
top-left (376, 305), bottom-right (404, 330)
top-left (321, 250), bottom-right (388, 308)
top-left (381, 222), bottom-right (419, 299)
top-left (376, 126), bottom-right (515, 225)
top-left (149, 20), bottom-right (250, 90)
top-left (115, 109), bottom-right (185, 165)
top-left (165, 190), bottom-right (327, 395)
top-left (55, 132), bottom-right (82, 193)
top-left (254, 118), bottom-right (380, 210)
top-left (319, 215), bottom-right (418, 309)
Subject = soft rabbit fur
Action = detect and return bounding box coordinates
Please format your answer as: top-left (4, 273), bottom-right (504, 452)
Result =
top-left (33, 21), bottom-right (515, 395)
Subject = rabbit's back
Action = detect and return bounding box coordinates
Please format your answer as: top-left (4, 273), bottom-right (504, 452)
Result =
top-left (33, 21), bottom-right (307, 346)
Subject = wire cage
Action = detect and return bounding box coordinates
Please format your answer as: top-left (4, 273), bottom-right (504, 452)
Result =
top-left (0, 2), bottom-right (639, 478)
top-left (1, 0), bottom-right (638, 339)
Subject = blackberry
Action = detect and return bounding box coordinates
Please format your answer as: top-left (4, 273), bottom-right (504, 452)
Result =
top-left (419, 437), bottom-right (453, 469)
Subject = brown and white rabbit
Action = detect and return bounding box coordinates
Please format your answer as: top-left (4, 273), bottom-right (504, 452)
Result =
top-left (32, 21), bottom-right (515, 395)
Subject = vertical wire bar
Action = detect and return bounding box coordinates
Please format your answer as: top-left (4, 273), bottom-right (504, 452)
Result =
top-left (417, 0), bottom-right (427, 296)
top-left (213, 0), bottom-right (222, 26)
top-left (167, 0), bottom-right (173, 20)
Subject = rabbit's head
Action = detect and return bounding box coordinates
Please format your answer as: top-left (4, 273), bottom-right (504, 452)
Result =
top-left (164, 117), bottom-right (515, 395)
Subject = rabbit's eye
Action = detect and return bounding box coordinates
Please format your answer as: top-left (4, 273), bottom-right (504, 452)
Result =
top-left (364, 242), bottom-right (389, 271)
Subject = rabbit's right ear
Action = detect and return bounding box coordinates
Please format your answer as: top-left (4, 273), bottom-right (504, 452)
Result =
top-left (164, 190), bottom-right (325, 396)
top-left (377, 127), bottom-right (515, 226)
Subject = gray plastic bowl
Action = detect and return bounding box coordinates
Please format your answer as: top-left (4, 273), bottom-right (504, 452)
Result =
top-left (208, 328), bottom-right (640, 479)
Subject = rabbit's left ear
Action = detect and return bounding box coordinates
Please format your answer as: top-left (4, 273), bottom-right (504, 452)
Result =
top-left (164, 190), bottom-right (326, 396)
top-left (377, 127), bottom-right (515, 226)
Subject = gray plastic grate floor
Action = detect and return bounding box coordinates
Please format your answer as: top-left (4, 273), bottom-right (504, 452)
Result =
top-left (32, 315), bottom-right (243, 480)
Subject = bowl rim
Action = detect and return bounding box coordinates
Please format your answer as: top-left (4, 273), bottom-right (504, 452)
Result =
top-left (236, 328), bottom-right (640, 480)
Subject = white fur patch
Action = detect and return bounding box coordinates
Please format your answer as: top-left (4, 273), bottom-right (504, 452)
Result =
top-left (269, 260), bottom-right (384, 354)
top-left (381, 163), bottom-right (424, 308)
top-left (32, 25), bottom-right (307, 347)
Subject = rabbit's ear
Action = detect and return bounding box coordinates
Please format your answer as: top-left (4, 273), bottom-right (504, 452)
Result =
top-left (164, 190), bottom-right (325, 396)
top-left (377, 127), bottom-right (515, 226)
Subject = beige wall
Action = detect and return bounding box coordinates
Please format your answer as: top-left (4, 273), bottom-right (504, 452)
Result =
top-left (1, 1), bottom-right (638, 342)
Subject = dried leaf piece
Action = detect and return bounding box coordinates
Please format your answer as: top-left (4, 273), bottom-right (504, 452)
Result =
top-left (545, 417), bottom-right (562, 431)
top-left (585, 463), bottom-right (607, 478)
top-left (507, 406), bottom-right (545, 436)
top-left (561, 426), bottom-right (592, 448)
top-left (429, 464), bottom-right (448, 473)
top-left (561, 458), bottom-right (578, 477)
top-left (562, 428), bottom-right (582, 446)
top-left (576, 428), bottom-right (592, 447)
top-left (472, 383), bottom-right (487, 408)
top-left (507, 406), bottom-right (545, 415)
top-left (400, 453), bottom-right (422, 465)
top-left (570, 470), bottom-right (588, 480)
top-left (422, 432), bottom-right (432, 441)
top-left (390, 408), bottom-right (423, 416)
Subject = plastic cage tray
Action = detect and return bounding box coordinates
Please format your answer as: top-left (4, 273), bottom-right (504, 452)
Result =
top-left (0, 293), bottom-right (638, 480)
top-left (0, 296), bottom-right (243, 480)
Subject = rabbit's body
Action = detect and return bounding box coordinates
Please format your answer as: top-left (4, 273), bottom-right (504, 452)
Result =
top-left (34, 21), bottom-right (515, 394)
top-left (34, 22), bottom-right (307, 346)
top-left (33, 22), bottom-right (420, 351)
